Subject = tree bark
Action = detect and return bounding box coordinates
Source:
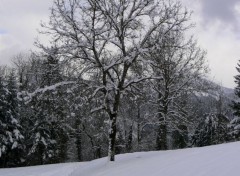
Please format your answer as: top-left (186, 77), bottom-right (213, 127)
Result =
top-left (156, 89), bottom-right (168, 150)
top-left (108, 113), bottom-right (117, 161)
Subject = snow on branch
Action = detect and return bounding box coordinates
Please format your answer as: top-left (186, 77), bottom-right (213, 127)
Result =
top-left (123, 76), bottom-right (152, 89)
top-left (21, 81), bottom-right (76, 103)
top-left (90, 106), bottom-right (105, 114)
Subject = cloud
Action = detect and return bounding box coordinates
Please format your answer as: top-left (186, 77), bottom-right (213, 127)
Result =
top-left (181, 0), bottom-right (240, 88)
top-left (197, 0), bottom-right (240, 88)
top-left (200, 0), bottom-right (240, 31)
top-left (0, 33), bottom-right (24, 65)
top-left (196, 24), bottom-right (240, 88)
top-left (0, 29), bottom-right (7, 34)
top-left (0, 0), bottom-right (239, 88)
top-left (0, 0), bottom-right (53, 65)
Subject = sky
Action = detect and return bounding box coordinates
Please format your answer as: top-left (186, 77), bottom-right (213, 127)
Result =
top-left (0, 0), bottom-right (240, 88)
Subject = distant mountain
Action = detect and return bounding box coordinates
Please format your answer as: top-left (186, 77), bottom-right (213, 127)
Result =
top-left (222, 86), bottom-right (234, 96)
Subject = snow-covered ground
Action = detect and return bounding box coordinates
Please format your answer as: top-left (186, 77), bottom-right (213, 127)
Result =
top-left (1, 142), bottom-right (240, 176)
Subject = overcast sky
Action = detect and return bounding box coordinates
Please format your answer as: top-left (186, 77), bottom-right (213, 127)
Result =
top-left (0, 0), bottom-right (240, 88)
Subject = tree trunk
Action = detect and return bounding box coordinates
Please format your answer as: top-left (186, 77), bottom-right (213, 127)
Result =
top-left (126, 124), bottom-right (133, 152)
top-left (156, 89), bottom-right (168, 150)
top-left (76, 129), bottom-right (82, 161)
top-left (137, 107), bottom-right (141, 150)
top-left (95, 146), bottom-right (101, 159)
top-left (156, 123), bottom-right (167, 150)
top-left (2, 153), bottom-right (8, 168)
top-left (108, 113), bottom-right (117, 161)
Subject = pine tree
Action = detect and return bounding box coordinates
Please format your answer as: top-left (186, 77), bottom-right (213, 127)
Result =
top-left (229, 117), bottom-right (240, 139)
top-left (172, 125), bottom-right (188, 149)
top-left (229, 61), bottom-right (240, 139)
top-left (0, 73), bottom-right (24, 167)
top-left (230, 61), bottom-right (240, 139)
top-left (191, 114), bottom-right (216, 147)
top-left (26, 55), bottom-right (69, 164)
top-left (191, 113), bottom-right (229, 147)
top-left (0, 76), bottom-right (8, 167)
top-left (232, 61), bottom-right (240, 117)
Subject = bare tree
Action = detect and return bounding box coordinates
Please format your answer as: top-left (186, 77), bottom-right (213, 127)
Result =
top-left (145, 28), bottom-right (208, 149)
top-left (37, 0), bottom-right (191, 161)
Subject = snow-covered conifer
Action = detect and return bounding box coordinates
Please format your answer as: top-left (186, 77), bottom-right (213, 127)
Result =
top-left (191, 113), bottom-right (229, 147)
top-left (0, 73), bottom-right (24, 167)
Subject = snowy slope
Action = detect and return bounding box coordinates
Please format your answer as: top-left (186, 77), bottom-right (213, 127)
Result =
top-left (1, 142), bottom-right (240, 176)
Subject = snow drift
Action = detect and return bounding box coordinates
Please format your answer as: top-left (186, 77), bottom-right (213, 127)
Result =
top-left (1, 142), bottom-right (240, 176)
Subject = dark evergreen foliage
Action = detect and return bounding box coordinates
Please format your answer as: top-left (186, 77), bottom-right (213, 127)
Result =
top-left (191, 114), bottom-right (229, 147)
top-left (0, 73), bottom-right (24, 168)
top-left (172, 125), bottom-right (188, 149)
top-left (232, 62), bottom-right (240, 117)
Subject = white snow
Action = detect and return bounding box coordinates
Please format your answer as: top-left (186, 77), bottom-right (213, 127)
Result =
top-left (0, 163), bottom-right (81, 176)
top-left (1, 142), bottom-right (240, 176)
top-left (24, 81), bottom-right (76, 102)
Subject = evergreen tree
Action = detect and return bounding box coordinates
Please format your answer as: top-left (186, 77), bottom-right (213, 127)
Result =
top-left (232, 62), bottom-right (240, 116)
top-left (191, 113), bottom-right (229, 147)
top-left (0, 74), bottom-right (24, 167)
top-left (172, 125), bottom-right (188, 149)
top-left (230, 61), bottom-right (240, 138)
top-left (229, 117), bottom-right (240, 140)
top-left (26, 55), bottom-right (69, 165)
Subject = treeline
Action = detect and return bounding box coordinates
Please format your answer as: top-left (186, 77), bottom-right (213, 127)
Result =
top-left (1, 0), bottom-right (240, 168)
top-left (0, 52), bottom-right (237, 168)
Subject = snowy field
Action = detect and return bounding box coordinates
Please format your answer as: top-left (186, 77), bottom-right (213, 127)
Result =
top-left (1, 142), bottom-right (240, 176)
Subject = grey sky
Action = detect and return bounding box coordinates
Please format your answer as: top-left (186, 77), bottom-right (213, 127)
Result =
top-left (0, 0), bottom-right (240, 88)
top-left (184, 0), bottom-right (240, 88)
top-left (0, 0), bottom-right (53, 65)
top-left (201, 0), bottom-right (239, 27)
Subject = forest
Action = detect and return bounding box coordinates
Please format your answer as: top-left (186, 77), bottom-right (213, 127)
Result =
top-left (1, 0), bottom-right (240, 168)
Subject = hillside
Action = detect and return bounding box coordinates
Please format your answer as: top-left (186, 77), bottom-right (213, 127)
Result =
top-left (1, 142), bottom-right (240, 176)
